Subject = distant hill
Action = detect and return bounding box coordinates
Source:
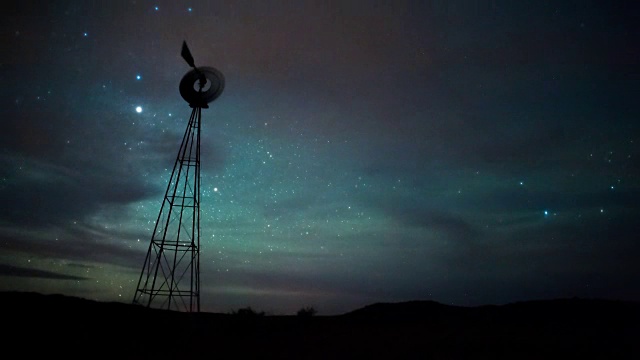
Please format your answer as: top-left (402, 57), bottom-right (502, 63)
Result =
top-left (344, 298), bottom-right (639, 323)
top-left (344, 299), bottom-right (467, 319)
top-left (1, 291), bottom-right (638, 359)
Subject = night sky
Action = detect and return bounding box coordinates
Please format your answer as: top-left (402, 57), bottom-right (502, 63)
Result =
top-left (1, 1), bottom-right (638, 315)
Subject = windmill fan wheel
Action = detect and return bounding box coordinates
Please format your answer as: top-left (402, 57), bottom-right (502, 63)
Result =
top-left (179, 66), bottom-right (225, 107)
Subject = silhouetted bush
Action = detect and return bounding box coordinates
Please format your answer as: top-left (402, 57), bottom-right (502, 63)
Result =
top-left (297, 306), bottom-right (317, 317)
top-left (231, 306), bottom-right (265, 317)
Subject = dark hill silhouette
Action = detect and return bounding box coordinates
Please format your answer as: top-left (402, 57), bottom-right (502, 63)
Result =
top-left (345, 298), bottom-right (638, 324)
top-left (1, 292), bottom-right (638, 359)
top-left (344, 300), bottom-right (468, 320)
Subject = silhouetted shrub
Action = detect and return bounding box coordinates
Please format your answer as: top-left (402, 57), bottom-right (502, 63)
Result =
top-left (231, 306), bottom-right (265, 317)
top-left (297, 306), bottom-right (317, 317)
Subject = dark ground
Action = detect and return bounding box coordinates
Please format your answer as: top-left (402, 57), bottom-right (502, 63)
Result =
top-left (1, 292), bottom-right (638, 359)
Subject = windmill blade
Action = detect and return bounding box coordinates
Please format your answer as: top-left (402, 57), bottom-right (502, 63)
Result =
top-left (181, 41), bottom-right (196, 68)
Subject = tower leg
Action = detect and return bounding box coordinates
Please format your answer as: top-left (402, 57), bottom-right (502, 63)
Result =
top-left (133, 107), bottom-right (202, 312)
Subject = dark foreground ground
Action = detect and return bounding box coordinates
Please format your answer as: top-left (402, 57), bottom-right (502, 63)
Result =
top-left (1, 292), bottom-right (638, 359)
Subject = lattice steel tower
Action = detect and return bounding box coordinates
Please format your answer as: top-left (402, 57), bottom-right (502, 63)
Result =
top-left (133, 42), bottom-right (224, 311)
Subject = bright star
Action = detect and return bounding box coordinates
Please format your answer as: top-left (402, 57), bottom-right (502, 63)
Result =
top-left (136, 75), bottom-right (141, 80)
top-left (213, 187), bottom-right (218, 192)
top-left (136, 106), bottom-right (142, 113)
top-left (544, 210), bottom-right (549, 216)
top-left (154, 6), bottom-right (159, 11)
top-left (188, 8), bottom-right (192, 12)
top-left (83, 32), bottom-right (88, 37)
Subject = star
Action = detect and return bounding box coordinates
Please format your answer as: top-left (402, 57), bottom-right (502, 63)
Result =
top-left (136, 106), bottom-right (142, 113)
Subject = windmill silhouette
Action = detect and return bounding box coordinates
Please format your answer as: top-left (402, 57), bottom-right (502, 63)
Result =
top-left (133, 42), bottom-right (224, 312)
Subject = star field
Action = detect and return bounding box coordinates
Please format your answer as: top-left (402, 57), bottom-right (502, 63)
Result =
top-left (0, 1), bottom-right (638, 315)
